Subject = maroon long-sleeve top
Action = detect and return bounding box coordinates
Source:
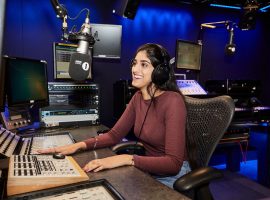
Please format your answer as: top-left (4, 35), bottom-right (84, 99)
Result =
top-left (84, 91), bottom-right (187, 176)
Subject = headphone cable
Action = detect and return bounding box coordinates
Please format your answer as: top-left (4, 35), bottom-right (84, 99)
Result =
top-left (136, 88), bottom-right (157, 145)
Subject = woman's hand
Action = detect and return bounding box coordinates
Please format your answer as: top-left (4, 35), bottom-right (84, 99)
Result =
top-left (37, 142), bottom-right (87, 155)
top-left (83, 154), bottom-right (134, 172)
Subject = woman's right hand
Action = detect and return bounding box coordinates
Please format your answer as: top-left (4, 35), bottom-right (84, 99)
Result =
top-left (37, 142), bottom-right (87, 155)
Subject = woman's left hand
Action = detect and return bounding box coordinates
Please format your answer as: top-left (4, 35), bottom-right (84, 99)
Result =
top-left (83, 154), bottom-right (134, 172)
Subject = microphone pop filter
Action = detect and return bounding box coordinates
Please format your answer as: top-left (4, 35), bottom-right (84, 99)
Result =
top-left (69, 52), bottom-right (92, 81)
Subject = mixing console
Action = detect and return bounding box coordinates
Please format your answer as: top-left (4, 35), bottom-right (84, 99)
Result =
top-left (30, 133), bottom-right (75, 154)
top-left (0, 127), bottom-right (75, 157)
top-left (7, 155), bottom-right (89, 196)
top-left (28, 186), bottom-right (115, 200)
top-left (11, 155), bottom-right (81, 177)
top-left (176, 80), bottom-right (207, 95)
top-left (7, 179), bottom-right (124, 200)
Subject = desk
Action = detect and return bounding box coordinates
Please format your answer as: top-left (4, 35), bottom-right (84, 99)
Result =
top-left (3, 125), bottom-right (189, 200)
top-left (217, 139), bottom-right (249, 172)
top-left (214, 123), bottom-right (270, 188)
top-left (69, 125), bottom-right (189, 200)
top-left (249, 125), bottom-right (270, 188)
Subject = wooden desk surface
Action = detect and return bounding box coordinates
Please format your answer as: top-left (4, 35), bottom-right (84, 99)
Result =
top-left (67, 125), bottom-right (189, 200)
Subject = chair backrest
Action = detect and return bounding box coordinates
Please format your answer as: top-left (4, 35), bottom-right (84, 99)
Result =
top-left (184, 95), bottom-right (235, 170)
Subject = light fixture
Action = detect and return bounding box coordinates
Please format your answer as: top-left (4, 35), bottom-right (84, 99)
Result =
top-left (209, 4), bottom-right (241, 10)
top-left (259, 4), bottom-right (270, 12)
top-left (112, 0), bottom-right (141, 20)
top-left (238, 0), bottom-right (259, 30)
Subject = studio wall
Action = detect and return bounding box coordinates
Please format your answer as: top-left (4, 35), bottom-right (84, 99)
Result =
top-left (3, 0), bottom-right (270, 126)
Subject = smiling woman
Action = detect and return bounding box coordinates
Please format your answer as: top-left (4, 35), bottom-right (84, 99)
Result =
top-left (130, 51), bottom-right (154, 96)
top-left (131, 43), bottom-right (177, 95)
top-left (39, 43), bottom-right (189, 189)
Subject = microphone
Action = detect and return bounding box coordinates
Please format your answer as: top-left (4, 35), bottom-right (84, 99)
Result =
top-left (225, 27), bottom-right (236, 55)
top-left (50, 1), bottom-right (95, 81)
top-left (68, 16), bottom-right (95, 81)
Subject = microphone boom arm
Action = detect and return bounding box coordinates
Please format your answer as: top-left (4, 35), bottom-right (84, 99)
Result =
top-left (201, 20), bottom-right (232, 29)
top-left (50, 0), bottom-right (95, 45)
top-left (198, 20), bottom-right (237, 55)
top-left (50, 0), bottom-right (96, 81)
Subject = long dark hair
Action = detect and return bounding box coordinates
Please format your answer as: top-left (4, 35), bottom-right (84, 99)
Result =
top-left (134, 43), bottom-right (182, 96)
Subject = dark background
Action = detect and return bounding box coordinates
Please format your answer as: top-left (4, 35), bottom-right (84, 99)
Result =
top-left (3, 0), bottom-right (270, 127)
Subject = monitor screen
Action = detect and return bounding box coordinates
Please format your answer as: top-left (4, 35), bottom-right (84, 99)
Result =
top-left (0, 0), bottom-right (7, 111)
top-left (91, 23), bottom-right (122, 59)
top-left (53, 42), bottom-right (93, 80)
top-left (5, 56), bottom-right (49, 107)
top-left (175, 40), bottom-right (202, 70)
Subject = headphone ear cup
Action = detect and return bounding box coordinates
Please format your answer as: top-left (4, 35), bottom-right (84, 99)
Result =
top-left (152, 64), bottom-right (170, 86)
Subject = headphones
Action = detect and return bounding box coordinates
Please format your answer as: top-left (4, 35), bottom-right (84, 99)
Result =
top-left (151, 45), bottom-right (171, 87)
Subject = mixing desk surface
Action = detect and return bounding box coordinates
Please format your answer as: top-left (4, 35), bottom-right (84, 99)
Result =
top-left (7, 155), bottom-right (89, 196)
top-left (7, 179), bottom-right (124, 200)
top-left (176, 80), bottom-right (207, 95)
top-left (0, 127), bottom-right (75, 158)
top-left (234, 106), bottom-right (270, 122)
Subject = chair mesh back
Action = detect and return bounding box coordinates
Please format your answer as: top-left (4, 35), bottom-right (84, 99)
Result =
top-left (185, 95), bottom-right (235, 170)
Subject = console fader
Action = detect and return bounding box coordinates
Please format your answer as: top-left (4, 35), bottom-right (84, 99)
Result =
top-left (7, 155), bottom-right (89, 196)
top-left (0, 127), bottom-right (75, 158)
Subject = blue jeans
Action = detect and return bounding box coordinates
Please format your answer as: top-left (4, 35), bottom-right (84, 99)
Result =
top-left (153, 161), bottom-right (191, 189)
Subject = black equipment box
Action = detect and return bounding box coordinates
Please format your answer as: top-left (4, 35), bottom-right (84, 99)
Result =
top-left (113, 80), bottom-right (137, 120)
top-left (40, 82), bottom-right (100, 127)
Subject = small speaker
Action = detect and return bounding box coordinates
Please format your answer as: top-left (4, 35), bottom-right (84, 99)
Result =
top-left (238, 1), bottom-right (258, 30)
top-left (238, 9), bottom-right (257, 30)
top-left (113, 0), bottom-right (141, 19)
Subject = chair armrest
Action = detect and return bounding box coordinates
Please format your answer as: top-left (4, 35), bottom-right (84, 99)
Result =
top-left (111, 141), bottom-right (145, 155)
top-left (173, 167), bottom-right (223, 192)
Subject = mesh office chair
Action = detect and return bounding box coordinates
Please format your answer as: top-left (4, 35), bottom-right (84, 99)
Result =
top-left (113, 95), bottom-right (235, 200)
top-left (173, 95), bottom-right (235, 200)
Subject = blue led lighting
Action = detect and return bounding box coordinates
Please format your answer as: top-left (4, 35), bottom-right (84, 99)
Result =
top-left (260, 122), bottom-right (269, 127)
top-left (260, 4), bottom-right (270, 11)
top-left (120, 6), bottom-right (194, 39)
top-left (210, 4), bottom-right (242, 10)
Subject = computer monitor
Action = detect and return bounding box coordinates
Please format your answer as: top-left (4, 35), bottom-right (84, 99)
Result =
top-left (175, 39), bottom-right (202, 71)
top-left (53, 24), bottom-right (122, 80)
top-left (0, 0), bottom-right (6, 112)
top-left (5, 56), bottom-right (49, 107)
top-left (91, 23), bottom-right (122, 59)
top-left (53, 42), bottom-right (93, 80)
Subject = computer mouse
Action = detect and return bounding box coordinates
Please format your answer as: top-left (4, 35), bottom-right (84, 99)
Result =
top-left (53, 153), bottom-right (65, 159)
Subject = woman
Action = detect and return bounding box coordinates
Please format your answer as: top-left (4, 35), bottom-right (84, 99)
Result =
top-left (39, 43), bottom-right (190, 188)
